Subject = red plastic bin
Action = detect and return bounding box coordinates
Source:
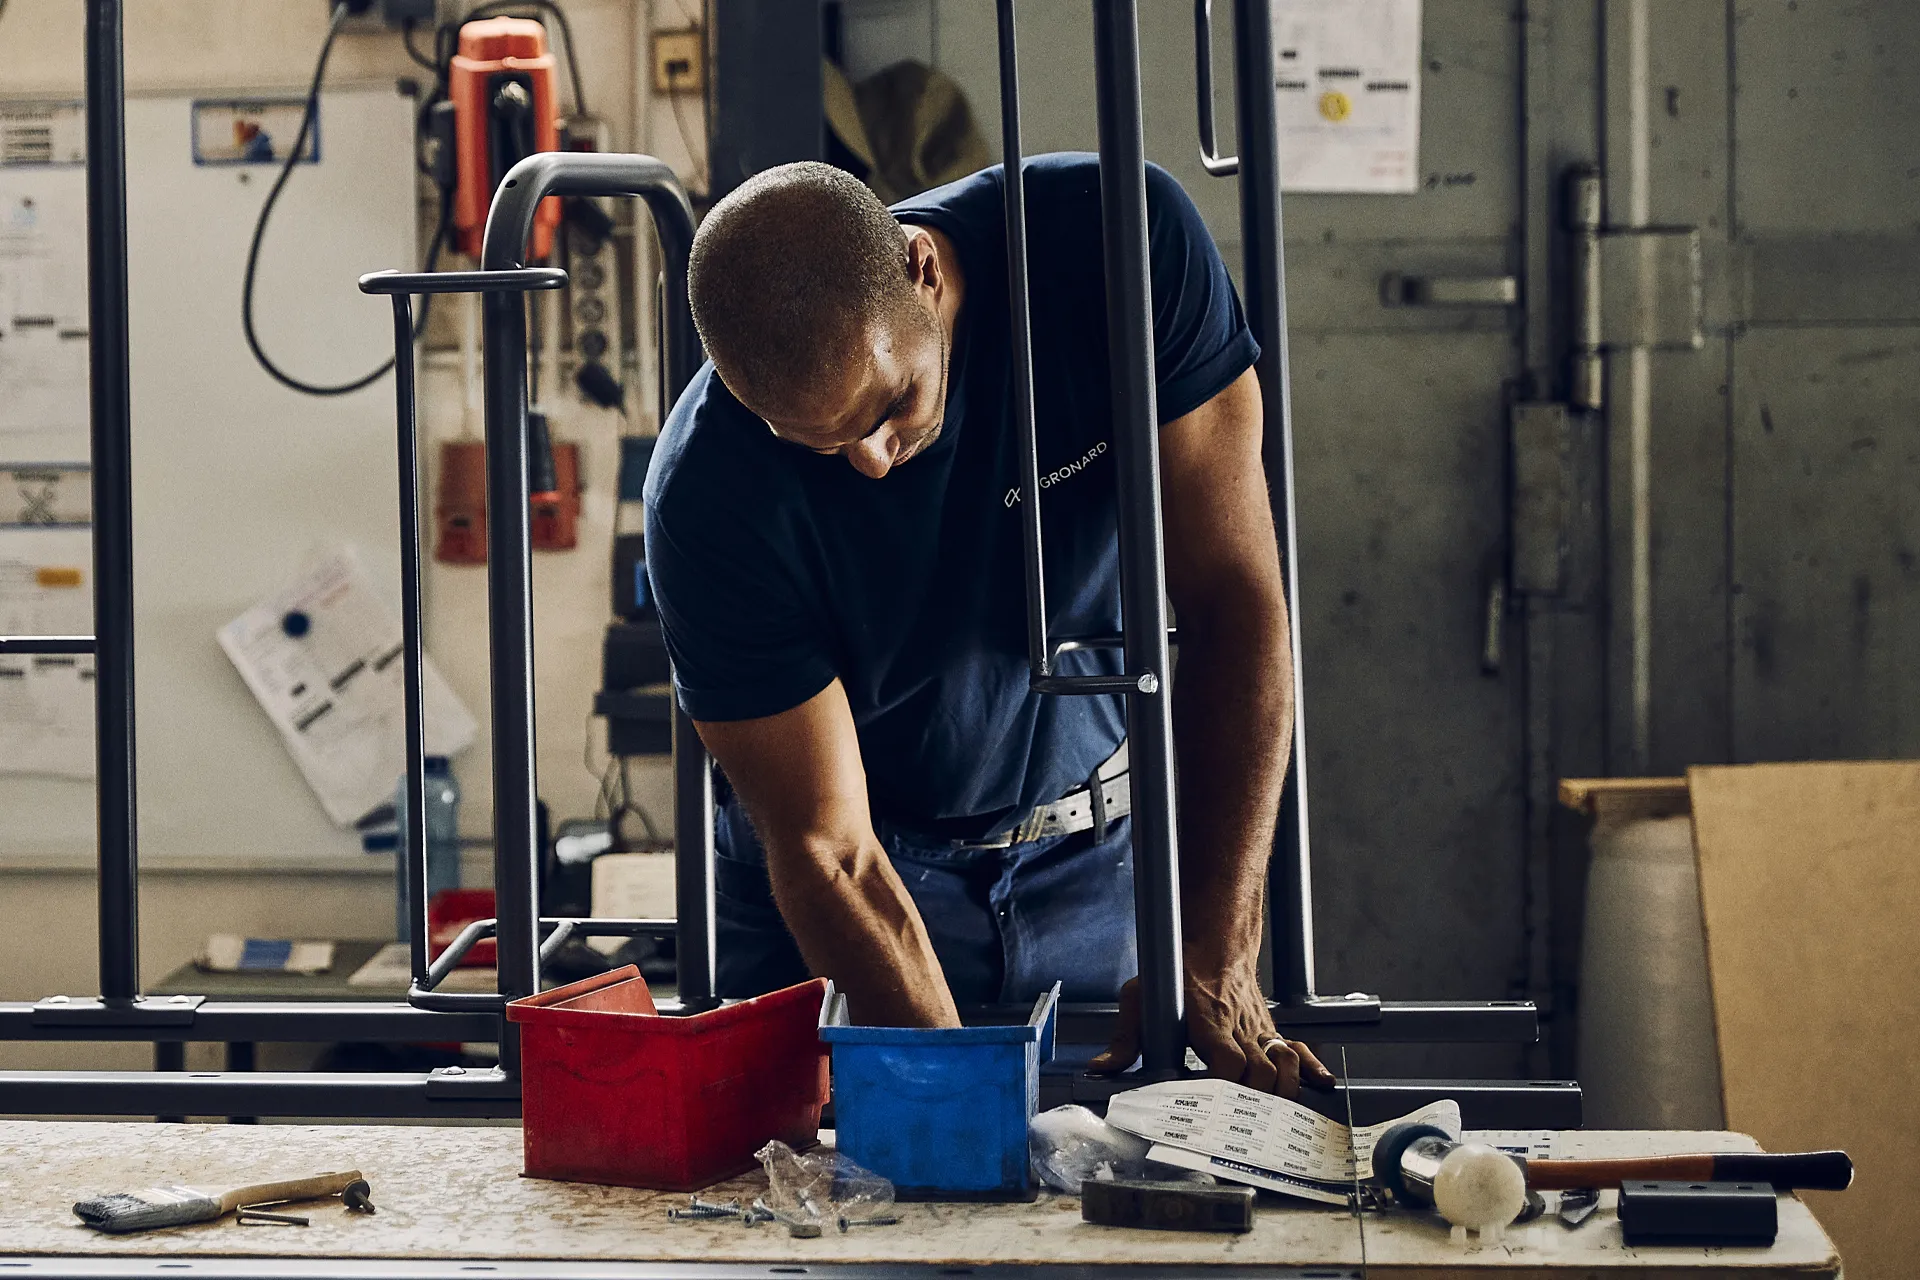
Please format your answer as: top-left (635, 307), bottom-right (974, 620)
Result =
top-left (506, 967), bottom-right (830, 1191)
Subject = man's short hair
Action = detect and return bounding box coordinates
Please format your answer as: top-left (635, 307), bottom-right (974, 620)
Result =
top-left (689, 162), bottom-right (918, 410)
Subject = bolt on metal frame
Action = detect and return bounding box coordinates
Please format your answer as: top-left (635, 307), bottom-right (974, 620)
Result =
top-left (0, 0), bottom-right (1567, 1129)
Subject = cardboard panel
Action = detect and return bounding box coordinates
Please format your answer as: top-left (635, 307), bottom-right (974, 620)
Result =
top-left (1689, 761), bottom-right (1920, 1280)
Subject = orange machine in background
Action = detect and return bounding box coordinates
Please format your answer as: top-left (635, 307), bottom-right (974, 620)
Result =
top-left (450, 16), bottom-right (562, 260)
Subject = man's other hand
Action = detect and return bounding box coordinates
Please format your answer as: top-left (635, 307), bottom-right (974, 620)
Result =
top-left (1088, 971), bottom-right (1338, 1098)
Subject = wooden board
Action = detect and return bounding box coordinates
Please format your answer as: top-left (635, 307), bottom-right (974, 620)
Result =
top-left (1558, 777), bottom-right (1691, 817)
top-left (0, 1122), bottom-right (1838, 1277)
top-left (1689, 761), bottom-right (1920, 1280)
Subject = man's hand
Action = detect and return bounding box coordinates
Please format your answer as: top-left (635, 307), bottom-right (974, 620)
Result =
top-left (1089, 972), bottom-right (1336, 1097)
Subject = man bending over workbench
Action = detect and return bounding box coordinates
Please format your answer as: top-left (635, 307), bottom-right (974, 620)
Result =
top-left (644, 154), bottom-right (1335, 1097)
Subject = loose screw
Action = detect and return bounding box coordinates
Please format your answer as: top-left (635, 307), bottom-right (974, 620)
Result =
top-left (838, 1215), bottom-right (901, 1232)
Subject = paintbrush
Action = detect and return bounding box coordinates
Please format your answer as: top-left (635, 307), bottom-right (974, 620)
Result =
top-left (73, 1170), bottom-right (364, 1233)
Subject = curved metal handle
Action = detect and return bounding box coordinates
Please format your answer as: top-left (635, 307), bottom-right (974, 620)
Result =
top-left (358, 267), bottom-right (568, 296)
top-left (1195, 0), bottom-right (1239, 176)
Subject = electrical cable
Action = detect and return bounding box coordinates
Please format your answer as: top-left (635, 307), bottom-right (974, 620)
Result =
top-left (665, 63), bottom-right (709, 176)
top-left (401, 16), bottom-right (440, 70)
top-left (242, 1), bottom-right (449, 397)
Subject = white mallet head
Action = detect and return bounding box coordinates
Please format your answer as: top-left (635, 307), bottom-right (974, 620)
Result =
top-left (1431, 1143), bottom-right (1528, 1233)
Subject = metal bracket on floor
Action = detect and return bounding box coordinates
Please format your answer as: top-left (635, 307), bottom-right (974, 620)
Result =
top-left (30, 995), bottom-right (203, 1027)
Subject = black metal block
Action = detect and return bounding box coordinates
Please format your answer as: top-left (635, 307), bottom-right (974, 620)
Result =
top-left (1619, 1179), bottom-right (1779, 1248)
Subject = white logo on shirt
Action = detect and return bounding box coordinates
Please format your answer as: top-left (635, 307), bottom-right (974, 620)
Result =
top-left (1004, 440), bottom-right (1109, 508)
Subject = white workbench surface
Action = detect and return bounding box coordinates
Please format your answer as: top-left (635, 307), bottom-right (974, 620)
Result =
top-left (0, 1122), bottom-right (1840, 1277)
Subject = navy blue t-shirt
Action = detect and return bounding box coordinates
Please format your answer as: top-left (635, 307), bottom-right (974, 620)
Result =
top-left (645, 154), bottom-right (1257, 841)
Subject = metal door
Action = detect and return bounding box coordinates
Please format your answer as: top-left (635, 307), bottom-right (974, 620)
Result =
top-left (1273, 1), bottom-right (1548, 1077)
top-left (1603, 2), bottom-right (1920, 778)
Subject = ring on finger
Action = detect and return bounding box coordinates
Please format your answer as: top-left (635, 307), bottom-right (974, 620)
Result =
top-left (1260, 1036), bottom-right (1292, 1055)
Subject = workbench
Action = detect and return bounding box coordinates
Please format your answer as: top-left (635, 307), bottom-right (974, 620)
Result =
top-left (0, 1122), bottom-right (1840, 1277)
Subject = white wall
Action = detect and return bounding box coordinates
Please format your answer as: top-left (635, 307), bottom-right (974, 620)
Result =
top-left (0, 0), bottom-right (708, 862)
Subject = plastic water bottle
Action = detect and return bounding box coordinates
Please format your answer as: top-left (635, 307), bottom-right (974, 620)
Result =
top-left (395, 756), bottom-right (461, 942)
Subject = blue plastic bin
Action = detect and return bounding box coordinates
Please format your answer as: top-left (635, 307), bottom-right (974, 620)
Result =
top-left (820, 981), bottom-right (1060, 1200)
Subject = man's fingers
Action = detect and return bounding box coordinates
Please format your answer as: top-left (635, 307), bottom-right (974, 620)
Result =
top-left (1202, 1039), bottom-right (1248, 1084)
top-left (1088, 978), bottom-right (1142, 1074)
top-left (1239, 1035), bottom-right (1279, 1093)
top-left (1262, 1036), bottom-right (1301, 1098)
top-left (1291, 1039), bottom-right (1338, 1089)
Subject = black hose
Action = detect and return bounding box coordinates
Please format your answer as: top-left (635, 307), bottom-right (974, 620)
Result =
top-left (242, 1), bottom-right (447, 397)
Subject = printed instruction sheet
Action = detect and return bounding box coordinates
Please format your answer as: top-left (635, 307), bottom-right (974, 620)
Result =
top-left (218, 548), bottom-right (476, 826)
top-left (0, 527), bottom-right (94, 779)
top-left (1106, 1077), bottom-right (1461, 1203)
top-left (1273, 0), bottom-right (1423, 193)
top-left (0, 103), bottom-right (91, 462)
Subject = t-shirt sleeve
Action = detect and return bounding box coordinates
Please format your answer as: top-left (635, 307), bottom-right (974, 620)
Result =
top-left (1144, 162), bottom-right (1260, 423)
top-left (645, 492), bottom-right (838, 723)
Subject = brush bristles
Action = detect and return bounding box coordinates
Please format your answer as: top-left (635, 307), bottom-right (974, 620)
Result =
top-left (74, 1187), bottom-right (221, 1233)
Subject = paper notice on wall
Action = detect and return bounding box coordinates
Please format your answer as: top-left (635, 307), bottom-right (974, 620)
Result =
top-left (1106, 1077), bottom-right (1460, 1204)
top-left (0, 526), bottom-right (95, 778)
top-left (1272, 0), bottom-right (1422, 193)
top-left (218, 548), bottom-right (476, 827)
top-left (0, 103), bottom-right (91, 462)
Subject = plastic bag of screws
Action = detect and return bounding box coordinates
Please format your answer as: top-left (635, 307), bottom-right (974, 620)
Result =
top-left (754, 1140), bottom-right (894, 1231)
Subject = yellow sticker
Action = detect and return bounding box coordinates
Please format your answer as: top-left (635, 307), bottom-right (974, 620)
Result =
top-left (1318, 90), bottom-right (1352, 123)
top-left (36, 567), bottom-right (83, 588)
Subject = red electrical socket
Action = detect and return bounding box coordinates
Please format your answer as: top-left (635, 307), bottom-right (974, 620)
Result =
top-left (531, 441), bottom-right (581, 551)
top-left (435, 440), bottom-right (489, 565)
top-left (435, 439), bottom-right (579, 561)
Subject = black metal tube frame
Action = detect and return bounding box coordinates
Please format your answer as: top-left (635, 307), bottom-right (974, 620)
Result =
top-left (86, 0), bottom-right (140, 1010)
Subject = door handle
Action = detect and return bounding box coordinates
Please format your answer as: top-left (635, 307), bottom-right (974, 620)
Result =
top-left (1193, 0), bottom-right (1238, 176)
top-left (1380, 273), bottom-right (1519, 307)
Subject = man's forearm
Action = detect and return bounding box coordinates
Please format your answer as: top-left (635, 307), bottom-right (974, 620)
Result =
top-left (763, 831), bottom-right (962, 1029)
top-left (1170, 588), bottom-right (1295, 977)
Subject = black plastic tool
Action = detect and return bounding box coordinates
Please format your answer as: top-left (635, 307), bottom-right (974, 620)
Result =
top-left (1081, 1179), bottom-right (1255, 1234)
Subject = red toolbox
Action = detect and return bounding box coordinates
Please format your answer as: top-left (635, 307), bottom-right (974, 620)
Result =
top-left (507, 967), bottom-right (830, 1190)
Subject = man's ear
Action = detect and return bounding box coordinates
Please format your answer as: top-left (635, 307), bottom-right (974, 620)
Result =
top-left (904, 226), bottom-right (941, 293)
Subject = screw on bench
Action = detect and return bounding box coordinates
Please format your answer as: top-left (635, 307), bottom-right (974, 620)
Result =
top-left (838, 1215), bottom-right (901, 1232)
top-left (342, 1180), bottom-right (377, 1215)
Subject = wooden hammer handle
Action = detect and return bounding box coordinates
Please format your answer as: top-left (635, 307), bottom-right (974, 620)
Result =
top-left (218, 1170), bottom-right (364, 1213)
top-left (1527, 1155), bottom-right (1715, 1189)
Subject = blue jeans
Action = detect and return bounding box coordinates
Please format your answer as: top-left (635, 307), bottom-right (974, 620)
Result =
top-left (713, 799), bottom-right (1138, 1004)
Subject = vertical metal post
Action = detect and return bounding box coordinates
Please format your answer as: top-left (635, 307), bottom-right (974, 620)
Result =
top-left (480, 288), bottom-right (540, 1066)
top-left (85, 0), bottom-right (140, 1007)
top-left (996, 0), bottom-right (1052, 679)
top-left (1232, 0), bottom-right (1317, 1005)
top-left (390, 296), bottom-right (431, 983)
top-left (672, 707), bottom-right (715, 1006)
top-left (1092, 0), bottom-right (1184, 1075)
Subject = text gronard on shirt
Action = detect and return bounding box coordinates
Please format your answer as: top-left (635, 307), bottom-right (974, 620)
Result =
top-left (1003, 439), bottom-right (1109, 508)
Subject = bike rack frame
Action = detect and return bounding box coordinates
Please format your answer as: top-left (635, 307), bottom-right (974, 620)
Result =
top-left (0, 0), bottom-right (1572, 1131)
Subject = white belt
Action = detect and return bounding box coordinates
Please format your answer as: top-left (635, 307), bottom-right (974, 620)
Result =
top-left (958, 741), bottom-right (1130, 849)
